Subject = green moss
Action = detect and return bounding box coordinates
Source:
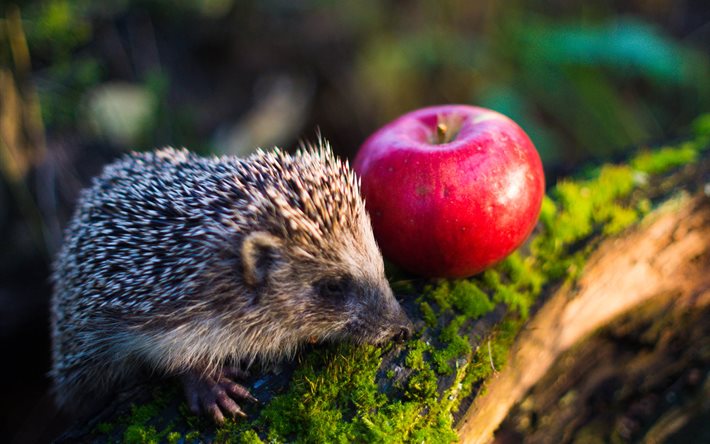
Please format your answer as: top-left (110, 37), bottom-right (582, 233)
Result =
top-left (596, 165), bottom-right (636, 202)
top-left (493, 285), bottom-right (530, 319)
top-left (498, 252), bottom-right (524, 283)
top-left (128, 402), bottom-right (162, 425)
top-left (502, 252), bottom-right (544, 296)
top-left (405, 340), bottom-right (428, 370)
top-left (450, 281), bottom-right (495, 319)
top-left (123, 424), bottom-right (159, 444)
top-left (236, 429), bottom-right (264, 444)
top-left (459, 319), bottom-right (522, 399)
top-left (84, 386), bottom-right (192, 444)
top-left (529, 161), bottom-right (652, 283)
top-left (631, 145), bottom-right (698, 174)
top-left (482, 269), bottom-right (532, 318)
top-left (211, 344), bottom-right (392, 442)
top-left (432, 338), bottom-right (470, 375)
top-left (406, 366), bottom-right (439, 400)
top-left (548, 165), bottom-right (637, 250)
top-left (598, 203), bottom-right (638, 235)
top-left (637, 198), bottom-right (652, 215)
top-left (427, 281), bottom-right (453, 310)
top-left (439, 316), bottom-right (467, 345)
top-left (553, 180), bottom-right (595, 243)
top-left (419, 301), bottom-right (438, 327)
top-left (184, 430), bottom-right (200, 442)
top-left (432, 316), bottom-right (472, 374)
top-left (215, 313), bottom-right (474, 442)
top-left (166, 431), bottom-right (182, 444)
top-left (537, 195), bottom-right (558, 231)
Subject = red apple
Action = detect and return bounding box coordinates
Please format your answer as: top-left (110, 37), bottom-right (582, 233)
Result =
top-left (354, 105), bottom-right (544, 278)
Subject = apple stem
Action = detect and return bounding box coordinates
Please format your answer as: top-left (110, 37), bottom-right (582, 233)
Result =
top-left (433, 114), bottom-right (462, 144)
top-left (436, 123), bottom-right (448, 144)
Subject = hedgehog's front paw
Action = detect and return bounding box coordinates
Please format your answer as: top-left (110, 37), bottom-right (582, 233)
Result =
top-left (181, 368), bottom-right (258, 424)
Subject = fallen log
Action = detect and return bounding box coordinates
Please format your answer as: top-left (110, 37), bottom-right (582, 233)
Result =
top-left (495, 268), bottom-right (710, 443)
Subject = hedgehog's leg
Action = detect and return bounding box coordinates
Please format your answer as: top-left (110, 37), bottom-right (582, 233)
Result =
top-left (181, 368), bottom-right (258, 424)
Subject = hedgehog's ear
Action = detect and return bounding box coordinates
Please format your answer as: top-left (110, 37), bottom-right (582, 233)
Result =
top-left (241, 231), bottom-right (283, 288)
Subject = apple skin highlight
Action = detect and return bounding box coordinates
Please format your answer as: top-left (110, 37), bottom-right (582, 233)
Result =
top-left (354, 104), bottom-right (545, 278)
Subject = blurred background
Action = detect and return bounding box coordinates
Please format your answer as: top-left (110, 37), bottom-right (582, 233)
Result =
top-left (1, 0), bottom-right (708, 442)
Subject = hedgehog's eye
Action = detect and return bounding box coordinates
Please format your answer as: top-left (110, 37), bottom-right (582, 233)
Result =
top-left (324, 281), bottom-right (341, 294)
top-left (316, 277), bottom-right (350, 299)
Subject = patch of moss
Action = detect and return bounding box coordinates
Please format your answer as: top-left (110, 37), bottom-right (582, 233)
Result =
top-left (128, 402), bottom-right (162, 426)
top-left (636, 198), bottom-right (652, 215)
top-left (432, 316), bottom-right (472, 375)
top-left (598, 203), bottom-right (638, 235)
top-left (529, 162), bottom-right (651, 282)
top-left (211, 345), bottom-right (386, 442)
top-left (438, 316), bottom-right (467, 347)
top-left (166, 431), bottom-right (182, 444)
top-left (460, 319), bottom-right (522, 398)
top-left (184, 430), bottom-right (200, 442)
top-left (537, 195), bottom-right (558, 232)
top-left (483, 269), bottom-right (532, 318)
top-left (419, 301), bottom-right (438, 327)
top-left (85, 386), bottom-right (197, 444)
top-left (502, 252), bottom-right (544, 297)
top-left (450, 281), bottom-right (495, 319)
top-left (552, 181), bottom-right (595, 244)
top-left (405, 339), bottom-right (428, 370)
top-left (631, 145), bottom-right (698, 175)
top-left (406, 365), bottom-right (439, 401)
top-left (427, 281), bottom-right (453, 311)
top-left (236, 429), bottom-right (265, 444)
top-left (213, 338), bottom-right (465, 442)
top-left (494, 285), bottom-right (530, 318)
top-left (548, 165), bottom-right (637, 251)
top-left (124, 424), bottom-right (160, 444)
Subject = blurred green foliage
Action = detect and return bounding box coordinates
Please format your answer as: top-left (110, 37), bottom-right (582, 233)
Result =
top-left (23, 0), bottom-right (91, 58)
top-left (348, 3), bottom-right (709, 170)
top-left (7, 0), bottom-right (709, 174)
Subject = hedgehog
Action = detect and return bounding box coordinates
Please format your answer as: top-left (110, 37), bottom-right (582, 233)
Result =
top-left (50, 141), bottom-right (413, 423)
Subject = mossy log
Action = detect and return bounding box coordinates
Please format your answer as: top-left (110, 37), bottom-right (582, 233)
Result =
top-left (496, 267), bottom-right (710, 443)
top-left (56, 116), bottom-right (710, 443)
top-left (458, 192), bottom-right (710, 443)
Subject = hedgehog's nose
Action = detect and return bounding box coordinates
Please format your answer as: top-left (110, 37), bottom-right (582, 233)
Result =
top-left (394, 324), bottom-right (413, 342)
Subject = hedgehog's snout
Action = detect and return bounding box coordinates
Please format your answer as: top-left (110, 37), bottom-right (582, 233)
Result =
top-left (389, 303), bottom-right (414, 342)
top-left (358, 290), bottom-right (414, 345)
top-left (392, 321), bottom-right (414, 342)
top-left (371, 315), bottom-right (414, 345)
